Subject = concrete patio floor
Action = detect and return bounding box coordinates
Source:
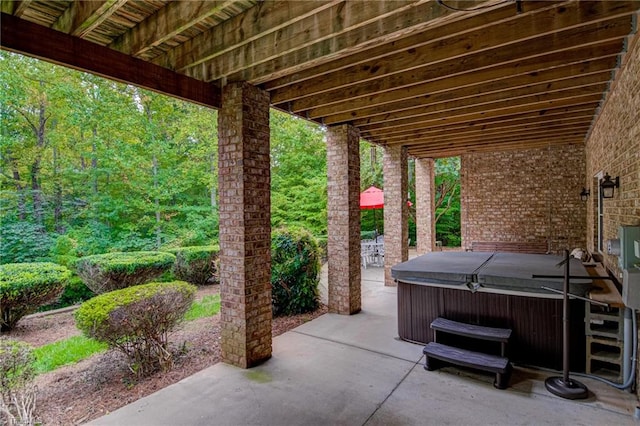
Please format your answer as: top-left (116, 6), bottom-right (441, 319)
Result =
top-left (90, 262), bottom-right (638, 425)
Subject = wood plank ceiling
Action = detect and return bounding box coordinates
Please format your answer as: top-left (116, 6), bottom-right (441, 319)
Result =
top-left (1, 0), bottom-right (638, 158)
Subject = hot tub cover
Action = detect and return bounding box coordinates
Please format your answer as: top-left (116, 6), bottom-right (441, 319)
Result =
top-left (391, 252), bottom-right (594, 296)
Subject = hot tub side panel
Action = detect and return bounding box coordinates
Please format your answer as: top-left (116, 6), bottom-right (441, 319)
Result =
top-left (398, 281), bottom-right (585, 371)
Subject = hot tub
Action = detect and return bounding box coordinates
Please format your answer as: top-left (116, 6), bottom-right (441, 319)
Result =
top-left (391, 252), bottom-right (592, 370)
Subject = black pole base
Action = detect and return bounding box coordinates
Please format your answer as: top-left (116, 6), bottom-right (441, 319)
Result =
top-left (545, 376), bottom-right (589, 400)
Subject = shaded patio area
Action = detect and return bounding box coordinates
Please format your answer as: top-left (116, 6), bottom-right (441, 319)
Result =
top-left (90, 261), bottom-right (636, 425)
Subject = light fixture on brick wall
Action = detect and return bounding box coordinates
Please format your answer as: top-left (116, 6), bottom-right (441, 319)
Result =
top-left (580, 188), bottom-right (590, 202)
top-left (600, 173), bottom-right (619, 199)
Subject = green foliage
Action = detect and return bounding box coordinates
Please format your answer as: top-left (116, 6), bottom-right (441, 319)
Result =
top-left (75, 251), bottom-right (176, 294)
top-left (434, 157), bottom-right (461, 247)
top-left (32, 335), bottom-right (107, 374)
top-left (270, 110), bottom-right (327, 237)
top-left (0, 222), bottom-right (53, 264)
top-left (75, 281), bottom-right (196, 376)
top-left (271, 228), bottom-right (320, 316)
top-left (183, 294), bottom-right (221, 321)
top-left (0, 339), bottom-right (37, 425)
top-left (165, 245), bottom-right (219, 286)
top-left (0, 262), bottom-right (71, 331)
top-left (38, 276), bottom-right (95, 312)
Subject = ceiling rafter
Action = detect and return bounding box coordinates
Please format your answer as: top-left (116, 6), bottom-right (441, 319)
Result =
top-left (53, 0), bottom-right (128, 37)
top-left (109, 0), bottom-right (240, 57)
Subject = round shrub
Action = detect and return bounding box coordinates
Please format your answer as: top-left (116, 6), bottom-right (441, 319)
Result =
top-left (75, 251), bottom-right (176, 294)
top-left (75, 281), bottom-right (196, 376)
top-left (165, 245), bottom-right (219, 286)
top-left (271, 228), bottom-right (321, 316)
top-left (0, 339), bottom-right (36, 425)
top-left (0, 262), bottom-right (71, 332)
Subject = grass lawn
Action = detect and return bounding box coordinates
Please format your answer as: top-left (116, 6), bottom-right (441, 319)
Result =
top-left (32, 293), bottom-right (222, 374)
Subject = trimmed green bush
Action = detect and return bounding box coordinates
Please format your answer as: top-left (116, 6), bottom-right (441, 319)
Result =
top-left (0, 339), bottom-right (37, 425)
top-left (165, 245), bottom-right (219, 286)
top-left (75, 251), bottom-right (176, 294)
top-left (271, 228), bottom-right (320, 316)
top-left (39, 276), bottom-right (95, 312)
top-left (0, 262), bottom-right (71, 332)
top-left (75, 281), bottom-right (196, 376)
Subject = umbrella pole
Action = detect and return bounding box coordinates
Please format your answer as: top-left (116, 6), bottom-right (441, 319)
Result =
top-left (374, 209), bottom-right (378, 242)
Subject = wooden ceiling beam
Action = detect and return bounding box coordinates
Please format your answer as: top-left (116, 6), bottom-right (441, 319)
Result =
top-left (0, 13), bottom-right (221, 109)
top-left (304, 52), bottom-right (617, 119)
top-left (361, 104), bottom-right (600, 142)
top-left (152, 1), bottom-right (338, 72)
top-left (52, 0), bottom-right (127, 38)
top-left (109, 1), bottom-right (239, 58)
top-left (357, 95), bottom-right (602, 132)
top-left (212, 0), bottom-right (505, 84)
top-left (363, 108), bottom-right (597, 141)
top-left (321, 68), bottom-right (612, 125)
top-left (377, 117), bottom-right (594, 145)
top-left (353, 83), bottom-right (608, 129)
top-left (186, 0), bottom-right (456, 82)
top-left (263, 0), bottom-right (557, 91)
top-left (406, 138), bottom-right (584, 158)
top-left (279, 23), bottom-right (628, 112)
top-left (388, 125), bottom-right (590, 147)
top-left (271, 2), bottom-right (635, 104)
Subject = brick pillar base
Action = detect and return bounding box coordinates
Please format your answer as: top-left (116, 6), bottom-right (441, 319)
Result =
top-left (383, 146), bottom-right (408, 287)
top-left (218, 82), bottom-right (272, 368)
top-left (327, 124), bottom-right (361, 314)
top-left (416, 158), bottom-right (436, 254)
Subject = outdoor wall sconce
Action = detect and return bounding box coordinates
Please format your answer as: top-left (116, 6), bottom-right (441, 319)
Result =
top-left (600, 173), bottom-right (619, 199)
top-left (580, 188), bottom-right (590, 202)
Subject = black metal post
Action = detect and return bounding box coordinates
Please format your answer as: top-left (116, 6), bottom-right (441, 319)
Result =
top-left (544, 249), bottom-right (589, 400)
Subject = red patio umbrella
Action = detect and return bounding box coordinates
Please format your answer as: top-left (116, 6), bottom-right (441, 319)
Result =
top-left (360, 186), bottom-right (384, 209)
top-left (360, 186), bottom-right (384, 240)
top-left (360, 186), bottom-right (413, 240)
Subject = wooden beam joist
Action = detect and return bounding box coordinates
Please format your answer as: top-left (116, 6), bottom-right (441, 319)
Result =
top-left (271, 1), bottom-right (636, 105)
top-left (196, 0), bottom-right (504, 84)
top-left (406, 137), bottom-right (584, 158)
top-left (354, 84), bottom-right (607, 130)
top-left (153, 0), bottom-right (338, 72)
top-left (52, 0), bottom-right (127, 38)
top-left (358, 95), bottom-right (603, 133)
top-left (262, 0), bottom-right (553, 91)
top-left (363, 108), bottom-right (597, 143)
top-left (109, 0), bottom-right (239, 58)
top-left (320, 67), bottom-right (613, 125)
top-left (0, 13), bottom-right (221, 109)
top-left (377, 117), bottom-right (594, 145)
top-left (361, 103), bottom-right (600, 141)
top-left (304, 51), bottom-right (618, 120)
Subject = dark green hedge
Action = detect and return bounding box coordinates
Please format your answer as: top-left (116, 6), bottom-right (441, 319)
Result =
top-left (75, 281), bottom-right (196, 376)
top-left (271, 228), bottom-right (320, 316)
top-left (165, 245), bottom-right (219, 286)
top-left (75, 251), bottom-right (176, 294)
top-left (0, 262), bottom-right (71, 331)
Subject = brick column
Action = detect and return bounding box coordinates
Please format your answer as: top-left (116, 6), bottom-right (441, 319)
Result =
top-left (383, 146), bottom-right (408, 287)
top-left (218, 82), bottom-right (271, 368)
top-left (416, 158), bottom-right (436, 254)
top-left (326, 124), bottom-right (361, 314)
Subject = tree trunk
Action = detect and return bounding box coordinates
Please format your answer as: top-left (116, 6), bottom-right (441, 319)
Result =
top-left (210, 153), bottom-right (217, 210)
top-left (153, 154), bottom-right (161, 248)
top-left (53, 144), bottom-right (64, 233)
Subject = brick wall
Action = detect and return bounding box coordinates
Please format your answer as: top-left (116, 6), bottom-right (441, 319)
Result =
top-left (383, 145), bottom-right (409, 286)
top-left (461, 143), bottom-right (586, 254)
top-left (585, 32), bottom-right (640, 277)
top-left (416, 158), bottom-right (435, 254)
top-left (218, 82), bottom-right (272, 368)
top-left (326, 124), bottom-right (361, 314)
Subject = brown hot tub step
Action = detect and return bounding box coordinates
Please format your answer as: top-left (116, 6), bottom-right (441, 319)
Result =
top-left (423, 342), bottom-right (512, 389)
top-left (431, 317), bottom-right (512, 343)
